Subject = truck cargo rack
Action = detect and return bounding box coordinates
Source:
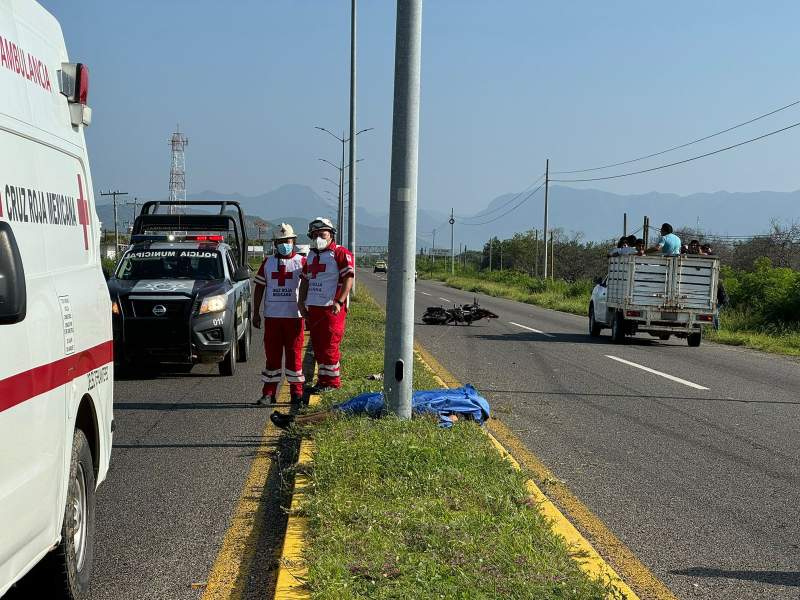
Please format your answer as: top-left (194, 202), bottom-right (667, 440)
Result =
top-left (132, 201), bottom-right (248, 265)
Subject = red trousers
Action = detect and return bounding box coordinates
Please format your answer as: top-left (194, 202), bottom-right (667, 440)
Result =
top-left (261, 317), bottom-right (305, 397)
top-left (307, 305), bottom-right (347, 388)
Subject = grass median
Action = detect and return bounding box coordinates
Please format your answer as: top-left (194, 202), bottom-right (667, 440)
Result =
top-left (296, 290), bottom-right (621, 599)
top-left (419, 269), bottom-right (800, 357)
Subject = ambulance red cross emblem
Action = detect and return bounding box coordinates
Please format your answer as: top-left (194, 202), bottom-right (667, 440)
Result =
top-left (76, 174), bottom-right (89, 251)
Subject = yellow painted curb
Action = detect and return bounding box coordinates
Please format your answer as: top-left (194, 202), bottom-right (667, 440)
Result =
top-left (273, 393), bottom-right (319, 600)
top-left (415, 339), bottom-right (678, 600)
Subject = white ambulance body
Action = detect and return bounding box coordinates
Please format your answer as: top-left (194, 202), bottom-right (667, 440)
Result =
top-left (0, 1), bottom-right (113, 597)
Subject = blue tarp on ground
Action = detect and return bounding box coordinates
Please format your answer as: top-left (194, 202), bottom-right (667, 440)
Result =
top-left (333, 384), bottom-right (491, 428)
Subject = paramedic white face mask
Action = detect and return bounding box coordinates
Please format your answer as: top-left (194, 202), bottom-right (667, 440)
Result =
top-left (312, 236), bottom-right (331, 251)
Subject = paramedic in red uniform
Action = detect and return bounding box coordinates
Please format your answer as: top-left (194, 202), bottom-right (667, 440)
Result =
top-left (298, 217), bottom-right (355, 392)
top-left (253, 223), bottom-right (306, 405)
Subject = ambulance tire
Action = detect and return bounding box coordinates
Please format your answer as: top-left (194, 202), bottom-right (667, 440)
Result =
top-left (219, 333), bottom-right (237, 376)
top-left (43, 428), bottom-right (96, 599)
top-left (237, 318), bottom-right (251, 363)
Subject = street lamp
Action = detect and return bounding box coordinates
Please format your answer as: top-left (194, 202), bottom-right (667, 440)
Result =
top-left (314, 126), bottom-right (373, 244)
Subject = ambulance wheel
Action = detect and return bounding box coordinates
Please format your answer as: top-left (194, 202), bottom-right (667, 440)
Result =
top-left (237, 319), bottom-right (251, 363)
top-left (611, 311), bottom-right (626, 344)
top-left (219, 336), bottom-right (237, 376)
top-left (42, 428), bottom-right (96, 599)
top-left (687, 331), bottom-right (702, 347)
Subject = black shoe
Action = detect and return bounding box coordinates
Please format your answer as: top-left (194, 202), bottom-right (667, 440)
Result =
top-left (256, 395), bottom-right (270, 406)
top-left (290, 394), bottom-right (303, 404)
top-left (270, 411), bottom-right (295, 430)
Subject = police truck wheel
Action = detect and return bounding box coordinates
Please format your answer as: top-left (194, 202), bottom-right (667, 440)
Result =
top-left (219, 336), bottom-right (237, 376)
top-left (687, 331), bottom-right (702, 347)
top-left (237, 319), bottom-right (251, 363)
top-left (588, 304), bottom-right (602, 337)
top-left (42, 428), bottom-right (96, 599)
top-left (611, 311), bottom-right (626, 344)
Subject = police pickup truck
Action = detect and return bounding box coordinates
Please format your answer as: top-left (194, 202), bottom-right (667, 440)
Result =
top-left (107, 201), bottom-right (253, 375)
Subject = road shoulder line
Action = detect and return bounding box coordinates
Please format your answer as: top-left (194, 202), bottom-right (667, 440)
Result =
top-left (414, 342), bottom-right (677, 600)
top-left (201, 378), bottom-right (293, 600)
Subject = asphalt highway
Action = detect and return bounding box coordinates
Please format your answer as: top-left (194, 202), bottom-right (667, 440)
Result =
top-left (8, 335), bottom-right (288, 600)
top-left (362, 270), bottom-right (800, 600)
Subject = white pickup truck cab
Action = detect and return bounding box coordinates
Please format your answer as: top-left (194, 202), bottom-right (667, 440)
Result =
top-left (589, 254), bottom-right (720, 346)
top-left (1, 1), bottom-right (112, 597)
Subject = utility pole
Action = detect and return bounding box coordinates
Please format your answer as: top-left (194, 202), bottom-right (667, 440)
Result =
top-left (383, 0), bottom-right (422, 419)
top-left (124, 196), bottom-right (140, 234)
top-left (489, 238), bottom-right (492, 272)
top-left (643, 216), bottom-right (650, 247)
top-left (347, 0), bottom-right (358, 256)
top-left (500, 240), bottom-right (503, 271)
top-left (534, 229), bottom-right (539, 278)
top-left (551, 230), bottom-right (555, 279)
top-left (623, 212), bottom-right (627, 237)
top-left (100, 190), bottom-right (128, 256)
top-left (543, 159), bottom-right (550, 278)
top-left (449, 208), bottom-right (455, 275)
top-left (431, 229), bottom-right (436, 266)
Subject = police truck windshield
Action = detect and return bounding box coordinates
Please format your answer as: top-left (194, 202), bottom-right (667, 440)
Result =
top-left (116, 250), bottom-right (223, 280)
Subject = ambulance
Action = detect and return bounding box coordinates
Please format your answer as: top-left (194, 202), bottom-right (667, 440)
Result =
top-left (0, 1), bottom-right (113, 597)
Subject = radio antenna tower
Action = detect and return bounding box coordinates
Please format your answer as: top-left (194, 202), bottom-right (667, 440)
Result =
top-left (168, 124), bottom-right (189, 213)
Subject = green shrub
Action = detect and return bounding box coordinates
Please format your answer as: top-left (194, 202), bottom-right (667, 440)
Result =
top-left (723, 258), bottom-right (800, 326)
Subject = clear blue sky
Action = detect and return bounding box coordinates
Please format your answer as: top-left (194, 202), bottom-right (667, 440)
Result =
top-left (42, 1), bottom-right (800, 215)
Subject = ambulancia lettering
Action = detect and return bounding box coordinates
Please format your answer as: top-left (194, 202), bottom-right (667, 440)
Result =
top-left (0, 34), bottom-right (53, 93)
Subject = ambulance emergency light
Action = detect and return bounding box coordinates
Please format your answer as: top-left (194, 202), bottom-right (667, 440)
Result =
top-left (57, 63), bottom-right (91, 127)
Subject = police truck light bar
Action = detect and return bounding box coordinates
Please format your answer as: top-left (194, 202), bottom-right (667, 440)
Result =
top-left (129, 234), bottom-right (225, 244)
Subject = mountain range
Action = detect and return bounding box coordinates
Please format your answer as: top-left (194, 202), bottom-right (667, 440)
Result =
top-left (96, 184), bottom-right (800, 248)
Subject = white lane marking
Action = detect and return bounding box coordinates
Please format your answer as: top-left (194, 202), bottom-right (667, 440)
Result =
top-left (509, 321), bottom-right (555, 338)
top-left (420, 291), bottom-right (432, 296)
top-left (439, 297), bottom-right (451, 303)
top-left (605, 355), bottom-right (709, 390)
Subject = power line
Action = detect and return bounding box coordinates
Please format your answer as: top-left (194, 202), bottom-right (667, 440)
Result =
top-left (550, 120), bottom-right (800, 183)
top-left (458, 173), bottom-right (545, 224)
top-left (460, 181), bottom-right (546, 226)
top-left (553, 98), bottom-right (800, 175)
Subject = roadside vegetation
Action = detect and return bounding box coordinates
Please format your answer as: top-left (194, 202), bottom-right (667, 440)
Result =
top-left (416, 236), bottom-right (800, 356)
top-left (298, 291), bottom-right (621, 599)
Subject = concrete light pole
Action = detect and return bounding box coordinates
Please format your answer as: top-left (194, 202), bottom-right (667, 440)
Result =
top-left (347, 0), bottom-right (357, 254)
top-left (383, 0), bottom-right (422, 419)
